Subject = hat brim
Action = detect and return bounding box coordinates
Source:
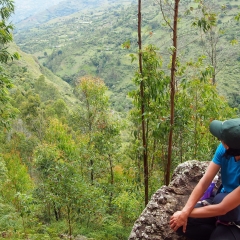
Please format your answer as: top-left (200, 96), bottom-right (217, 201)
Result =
top-left (209, 120), bottom-right (223, 140)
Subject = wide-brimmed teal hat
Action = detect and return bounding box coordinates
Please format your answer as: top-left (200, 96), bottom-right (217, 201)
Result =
top-left (209, 118), bottom-right (240, 149)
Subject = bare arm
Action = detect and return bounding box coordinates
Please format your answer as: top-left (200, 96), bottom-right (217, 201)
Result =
top-left (190, 186), bottom-right (240, 218)
top-left (182, 162), bottom-right (220, 215)
top-left (170, 162), bottom-right (220, 232)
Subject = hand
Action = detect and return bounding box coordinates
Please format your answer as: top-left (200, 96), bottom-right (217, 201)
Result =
top-left (169, 210), bottom-right (188, 232)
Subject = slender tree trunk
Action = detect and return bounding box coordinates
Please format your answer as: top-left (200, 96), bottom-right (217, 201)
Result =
top-left (180, 129), bottom-right (183, 163)
top-left (67, 205), bottom-right (73, 240)
top-left (90, 159), bottom-right (94, 184)
top-left (21, 216), bottom-right (28, 239)
top-left (86, 98), bottom-right (94, 185)
top-left (138, 0), bottom-right (148, 206)
top-left (210, 32), bottom-right (217, 85)
top-left (165, 0), bottom-right (180, 186)
top-left (194, 88), bottom-right (199, 158)
top-left (150, 139), bottom-right (157, 174)
top-left (108, 154), bottom-right (114, 213)
top-left (53, 202), bottom-right (59, 221)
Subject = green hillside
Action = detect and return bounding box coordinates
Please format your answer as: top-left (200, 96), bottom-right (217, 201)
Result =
top-left (14, 0), bottom-right (135, 29)
top-left (7, 43), bottom-right (79, 108)
top-left (14, 0), bottom-right (240, 112)
top-left (1, 1), bottom-right (240, 239)
top-left (12, 0), bottom-right (240, 110)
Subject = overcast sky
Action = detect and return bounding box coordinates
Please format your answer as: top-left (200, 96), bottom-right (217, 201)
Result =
top-left (12, 0), bottom-right (64, 23)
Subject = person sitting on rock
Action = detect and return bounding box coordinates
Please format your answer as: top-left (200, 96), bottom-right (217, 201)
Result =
top-left (170, 118), bottom-right (240, 240)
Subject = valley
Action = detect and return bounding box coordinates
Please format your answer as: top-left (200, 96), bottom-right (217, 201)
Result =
top-left (1, 1), bottom-right (240, 239)
top-left (13, 0), bottom-right (240, 111)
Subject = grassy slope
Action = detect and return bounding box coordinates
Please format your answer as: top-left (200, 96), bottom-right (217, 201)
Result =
top-left (13, 0), bottom-right (240, 110)
top-left (8, 43), bottom-right (79, 107)
top-left (13, 1), bottom-right (154, 110)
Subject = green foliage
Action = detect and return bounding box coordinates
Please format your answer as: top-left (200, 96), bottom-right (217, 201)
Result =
top-left (32, 117), bottom-right (121, 237)
top-left (174, 78), bottom-right (236, 163)
top-left (73, 76), bottom-right (109, 140)
top-left (0, 153), bottom-right (35, 236)
top-left (13, 0), bottom-right (240, 113)
top-left (235, 12), bottom-right (240, 21)
top-left (128, 44), bottom-right (170, 189)
top-left (1, 153), bottom-right (33, 196)
top-left (0, 1), bottom-right (239, 239)
top-left (0, 0), bottom-right (20, 63)
top-left (34, 140), bottom-right (84, 235)
top-left (127, 41), bottom-right (237, 197)
top-left (34, 75), bottom-right (60, 101)
top-left (0, 66), bottom-right (18, 128)
top-left (113, 191), bottom-right (141, 226)
top-left (0, 0), bottom-right (20, 128)
top-left (192, 13), bottom-right (217, 32)
top-left (129, 45), bottom-right (169, 111)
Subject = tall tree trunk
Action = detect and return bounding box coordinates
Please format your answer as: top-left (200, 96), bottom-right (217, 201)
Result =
top-left (138, 0), bottom-right (148, 206)
top-left (166, 0), bottom-right (179, 186)
top-left (108, 154), bottom-right (114, 213)
top-left (86, 99), bottom-right (94, 185)
top-left (67, 205), bottom-right (73, 240)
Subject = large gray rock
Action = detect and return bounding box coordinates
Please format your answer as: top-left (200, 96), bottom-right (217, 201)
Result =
top-left (129, 160), bottom-right (219, 240)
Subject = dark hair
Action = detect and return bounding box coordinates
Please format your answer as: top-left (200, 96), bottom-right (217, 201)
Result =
top-left (225, 148), bottom-right (240, 157)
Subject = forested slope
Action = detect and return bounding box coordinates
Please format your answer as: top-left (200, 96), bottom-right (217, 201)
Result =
top-left (13, 0), bottom-right (240, 111)
top-left (8, 43), bottom-right (78, 107)
top-left (0, 0), bottom-right (239, 239)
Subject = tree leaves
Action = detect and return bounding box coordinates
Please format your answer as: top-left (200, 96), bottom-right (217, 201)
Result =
top-left (0, 0), bottom-right (20, 128)
top-left (192, 13), bottom-right (217, 33)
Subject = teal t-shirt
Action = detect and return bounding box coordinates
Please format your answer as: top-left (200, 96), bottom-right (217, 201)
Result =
top-left (212, 143), bottom-right (240, 193)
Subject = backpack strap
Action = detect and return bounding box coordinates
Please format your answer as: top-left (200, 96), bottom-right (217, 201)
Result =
top-left (216, 184), bottom-right (223, 194)
top-left (229, 224), bottom-right (240, 240)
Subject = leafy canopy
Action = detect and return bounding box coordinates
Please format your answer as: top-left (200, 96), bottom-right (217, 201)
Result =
top-left (0, 0), bottom-right (20, 128)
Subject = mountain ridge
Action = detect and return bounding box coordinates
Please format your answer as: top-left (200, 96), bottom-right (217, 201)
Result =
top-left (13, 0), bottom-right (135, 28)
top-left (12, 0), bottom-right (64, 23)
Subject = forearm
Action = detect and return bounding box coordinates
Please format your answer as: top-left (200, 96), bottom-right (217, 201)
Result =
top-left (190, 187), bottom-right (240, 218)
top-left (169, 183), bottom-right (211, 233)
top-left (189, 204), bottom-right (221, 218)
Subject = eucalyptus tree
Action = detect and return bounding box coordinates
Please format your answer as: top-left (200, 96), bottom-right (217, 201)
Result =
top-left (129, 44), bottom-right (169, 199)
top-left (74, 76), bottom-right (109, 184)
top-left (137, 0), bottom-right (149, 206)
top-left (73, 76), bottom-right (124, 215)
top-left (167, 0), bottom-right (179, 186)
top-left (173, 58), bottom-right (237, 166)
top-left (92, 113), bottom-right (122, 212)
top-left (147, 0), bottom-right (237, 185)
top-left (190, 0), bottom-right (239, 85)
top-left (156, 0), bottom-right (180, 185)
top-left (128, 0), bottom-right (176, 202)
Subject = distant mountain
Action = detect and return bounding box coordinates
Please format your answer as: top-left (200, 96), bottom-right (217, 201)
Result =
top-left (13, 0), bottom-right (134, 28)
top-left (12, 0), bottom-right (64, 23)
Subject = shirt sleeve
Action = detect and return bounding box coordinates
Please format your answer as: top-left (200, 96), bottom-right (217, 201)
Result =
top-left (212, 143), bottom-right (225, 166)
